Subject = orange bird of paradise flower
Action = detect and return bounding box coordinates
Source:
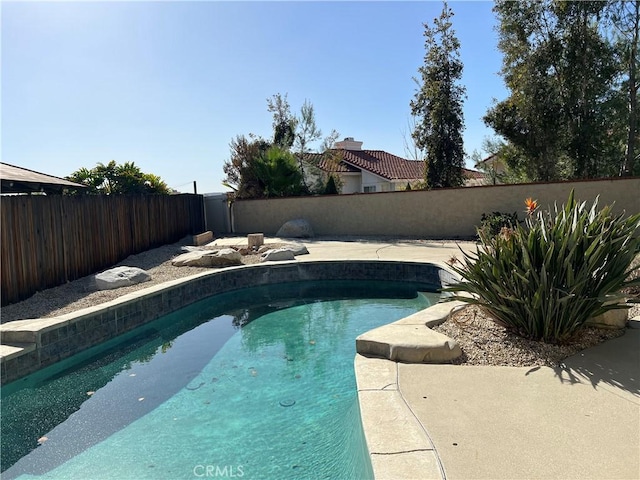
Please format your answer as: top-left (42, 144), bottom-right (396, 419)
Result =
top-left (525, 197), bottom-right (538, 215)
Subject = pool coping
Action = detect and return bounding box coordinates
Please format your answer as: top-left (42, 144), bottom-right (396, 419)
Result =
top-left (0, 260), bottom-right (457, 385)
top-left (354, 300), bottom-right (466, 480)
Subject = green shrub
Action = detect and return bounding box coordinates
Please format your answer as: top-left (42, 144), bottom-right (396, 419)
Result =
top-left (445, 191), bottom-right (640, 343)
top-left (324, 175), bottom-right (339, 195)
top-left (477, 211), bottom-right (520, 240)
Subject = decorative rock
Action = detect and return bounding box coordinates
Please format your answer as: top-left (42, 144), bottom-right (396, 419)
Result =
top-left (259, 243), bottom-right (308, 256)
top-left (276, 219), bottom-right (314, 238)
top-left (260, 248), bottom-right (296, 262)
top-left (210, 248), bottom-right (242, 267)
top-left (248, 233), bottom-right (264, 249)
top-left (281, 243), bottom-right (309, 256)
top-left (180, 245), bottom-right (204, 253)
top-left (587, 308), bottom-right (628, 329)
top-left (94, 266), bottom-right (151, 290)
top-left (192, 231), bottom-right (214, 246)
top-left (171, 248), bottom-right (242, 267)
top-left (172, 251), bottom-right (209, 267)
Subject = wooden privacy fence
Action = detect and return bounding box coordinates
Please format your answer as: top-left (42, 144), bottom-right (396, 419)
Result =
top-left (1, 194), bottom-right (204, 306)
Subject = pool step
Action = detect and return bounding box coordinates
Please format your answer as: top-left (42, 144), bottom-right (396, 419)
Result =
top-left (0, 342), bottom-right (36, 361)
top-left (355, 301), bottom-right (465, 363)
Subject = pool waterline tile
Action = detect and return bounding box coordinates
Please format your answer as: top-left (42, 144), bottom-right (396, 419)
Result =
top-left (1, 261), bottom-right (453, 387)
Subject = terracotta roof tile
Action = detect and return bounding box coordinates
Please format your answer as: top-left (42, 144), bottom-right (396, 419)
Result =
top-left (463, 168), bottom-right (485, 179)
top-left (341, 150), bottom-right (425, 180)
top-left (303, 150), bottom-right (484, 182)
top-left (302, 152), bottom-right (360, 173)
top-left (304, 150), bottom-right (424, 180)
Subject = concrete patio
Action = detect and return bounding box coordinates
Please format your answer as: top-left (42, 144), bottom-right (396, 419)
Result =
top-left (356, 326), bottom-right (639, 480)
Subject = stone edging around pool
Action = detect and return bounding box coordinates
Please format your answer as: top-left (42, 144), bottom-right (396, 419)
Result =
top-left (354, 300), bottom-right (466, 480)
top-left (355, 301), bottom-right (466, 363)
top-left (0, 260), bottom-right (459, 386)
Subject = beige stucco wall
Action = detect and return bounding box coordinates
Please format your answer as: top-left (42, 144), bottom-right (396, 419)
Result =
top-left (232, 178), bottom-right (640, 238)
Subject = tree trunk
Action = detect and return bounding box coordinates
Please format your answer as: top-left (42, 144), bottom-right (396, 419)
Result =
top-left (622, 0), bottom-right (639, 176)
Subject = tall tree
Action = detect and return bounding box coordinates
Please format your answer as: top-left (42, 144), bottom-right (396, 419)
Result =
top-left (224, 94), bottom-right (340, 198)
top-left (293, 99), bottom-right (322, 191)
top-left (608, 0), bottom-right (640, 175)
top-left (557, 1), bottom-right (620, 178)
top-left (222, 135), bottom-right (271, 198)
top-left (410, 2), bottom-right (466, 189)
top-left (294, 100), bottom-right (322, 155)
top-left (222, 136), bottom-right (306, 199)
top-left (485, 0), bottom-right (621, 181)
top-left (267, 93), bottom-right (297, 149)
top-left (402, 115), bottom-right (426, 162)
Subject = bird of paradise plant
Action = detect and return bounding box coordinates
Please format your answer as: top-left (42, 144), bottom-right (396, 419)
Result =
top-left (524, 197), bottom-right (538, 216)
top-left (445, 190), bottom-right (640, 343)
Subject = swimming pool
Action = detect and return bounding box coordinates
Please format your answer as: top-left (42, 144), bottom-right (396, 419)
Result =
top-left (2, 280), bottom-right (439, 479)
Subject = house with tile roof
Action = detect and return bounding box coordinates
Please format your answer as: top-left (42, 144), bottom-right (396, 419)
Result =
top-left (474, 153), bottom-right (507, 185)
top-left (302, 137), bottom-right (485, 193)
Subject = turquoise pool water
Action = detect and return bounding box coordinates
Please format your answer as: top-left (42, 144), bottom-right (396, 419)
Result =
top-left (2, 280), bottom-right (439, 479)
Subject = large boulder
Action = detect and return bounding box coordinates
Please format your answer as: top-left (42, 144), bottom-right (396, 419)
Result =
top-left (95, 266), bottom-right (151, 290)
top-left (587, 308), bottom-right (628, 329)
top-left (172, 248), bottom-right (242, 267)
top-left (260, 248), bottom-right (296, 262)
top-left (276, 219), bottom-right (314, 238)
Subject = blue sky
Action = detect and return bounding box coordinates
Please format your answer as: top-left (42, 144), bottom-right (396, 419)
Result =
top-left (2, 1), bottom-right (507, 194)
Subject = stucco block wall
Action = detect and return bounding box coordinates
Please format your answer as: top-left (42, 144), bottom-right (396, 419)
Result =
top-left (232, 178), bottom-right (640, 238)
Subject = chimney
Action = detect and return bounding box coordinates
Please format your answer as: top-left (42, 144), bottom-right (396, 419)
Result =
top-left (335, 137), bottom-right (363, 150)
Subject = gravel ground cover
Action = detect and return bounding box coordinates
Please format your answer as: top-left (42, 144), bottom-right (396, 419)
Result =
top-left (431, 305), bottom-right (626, 367)
top-left (433, 253), bottom-right (638, 367)
top-left (0, 240), bottom-right (286, 324)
